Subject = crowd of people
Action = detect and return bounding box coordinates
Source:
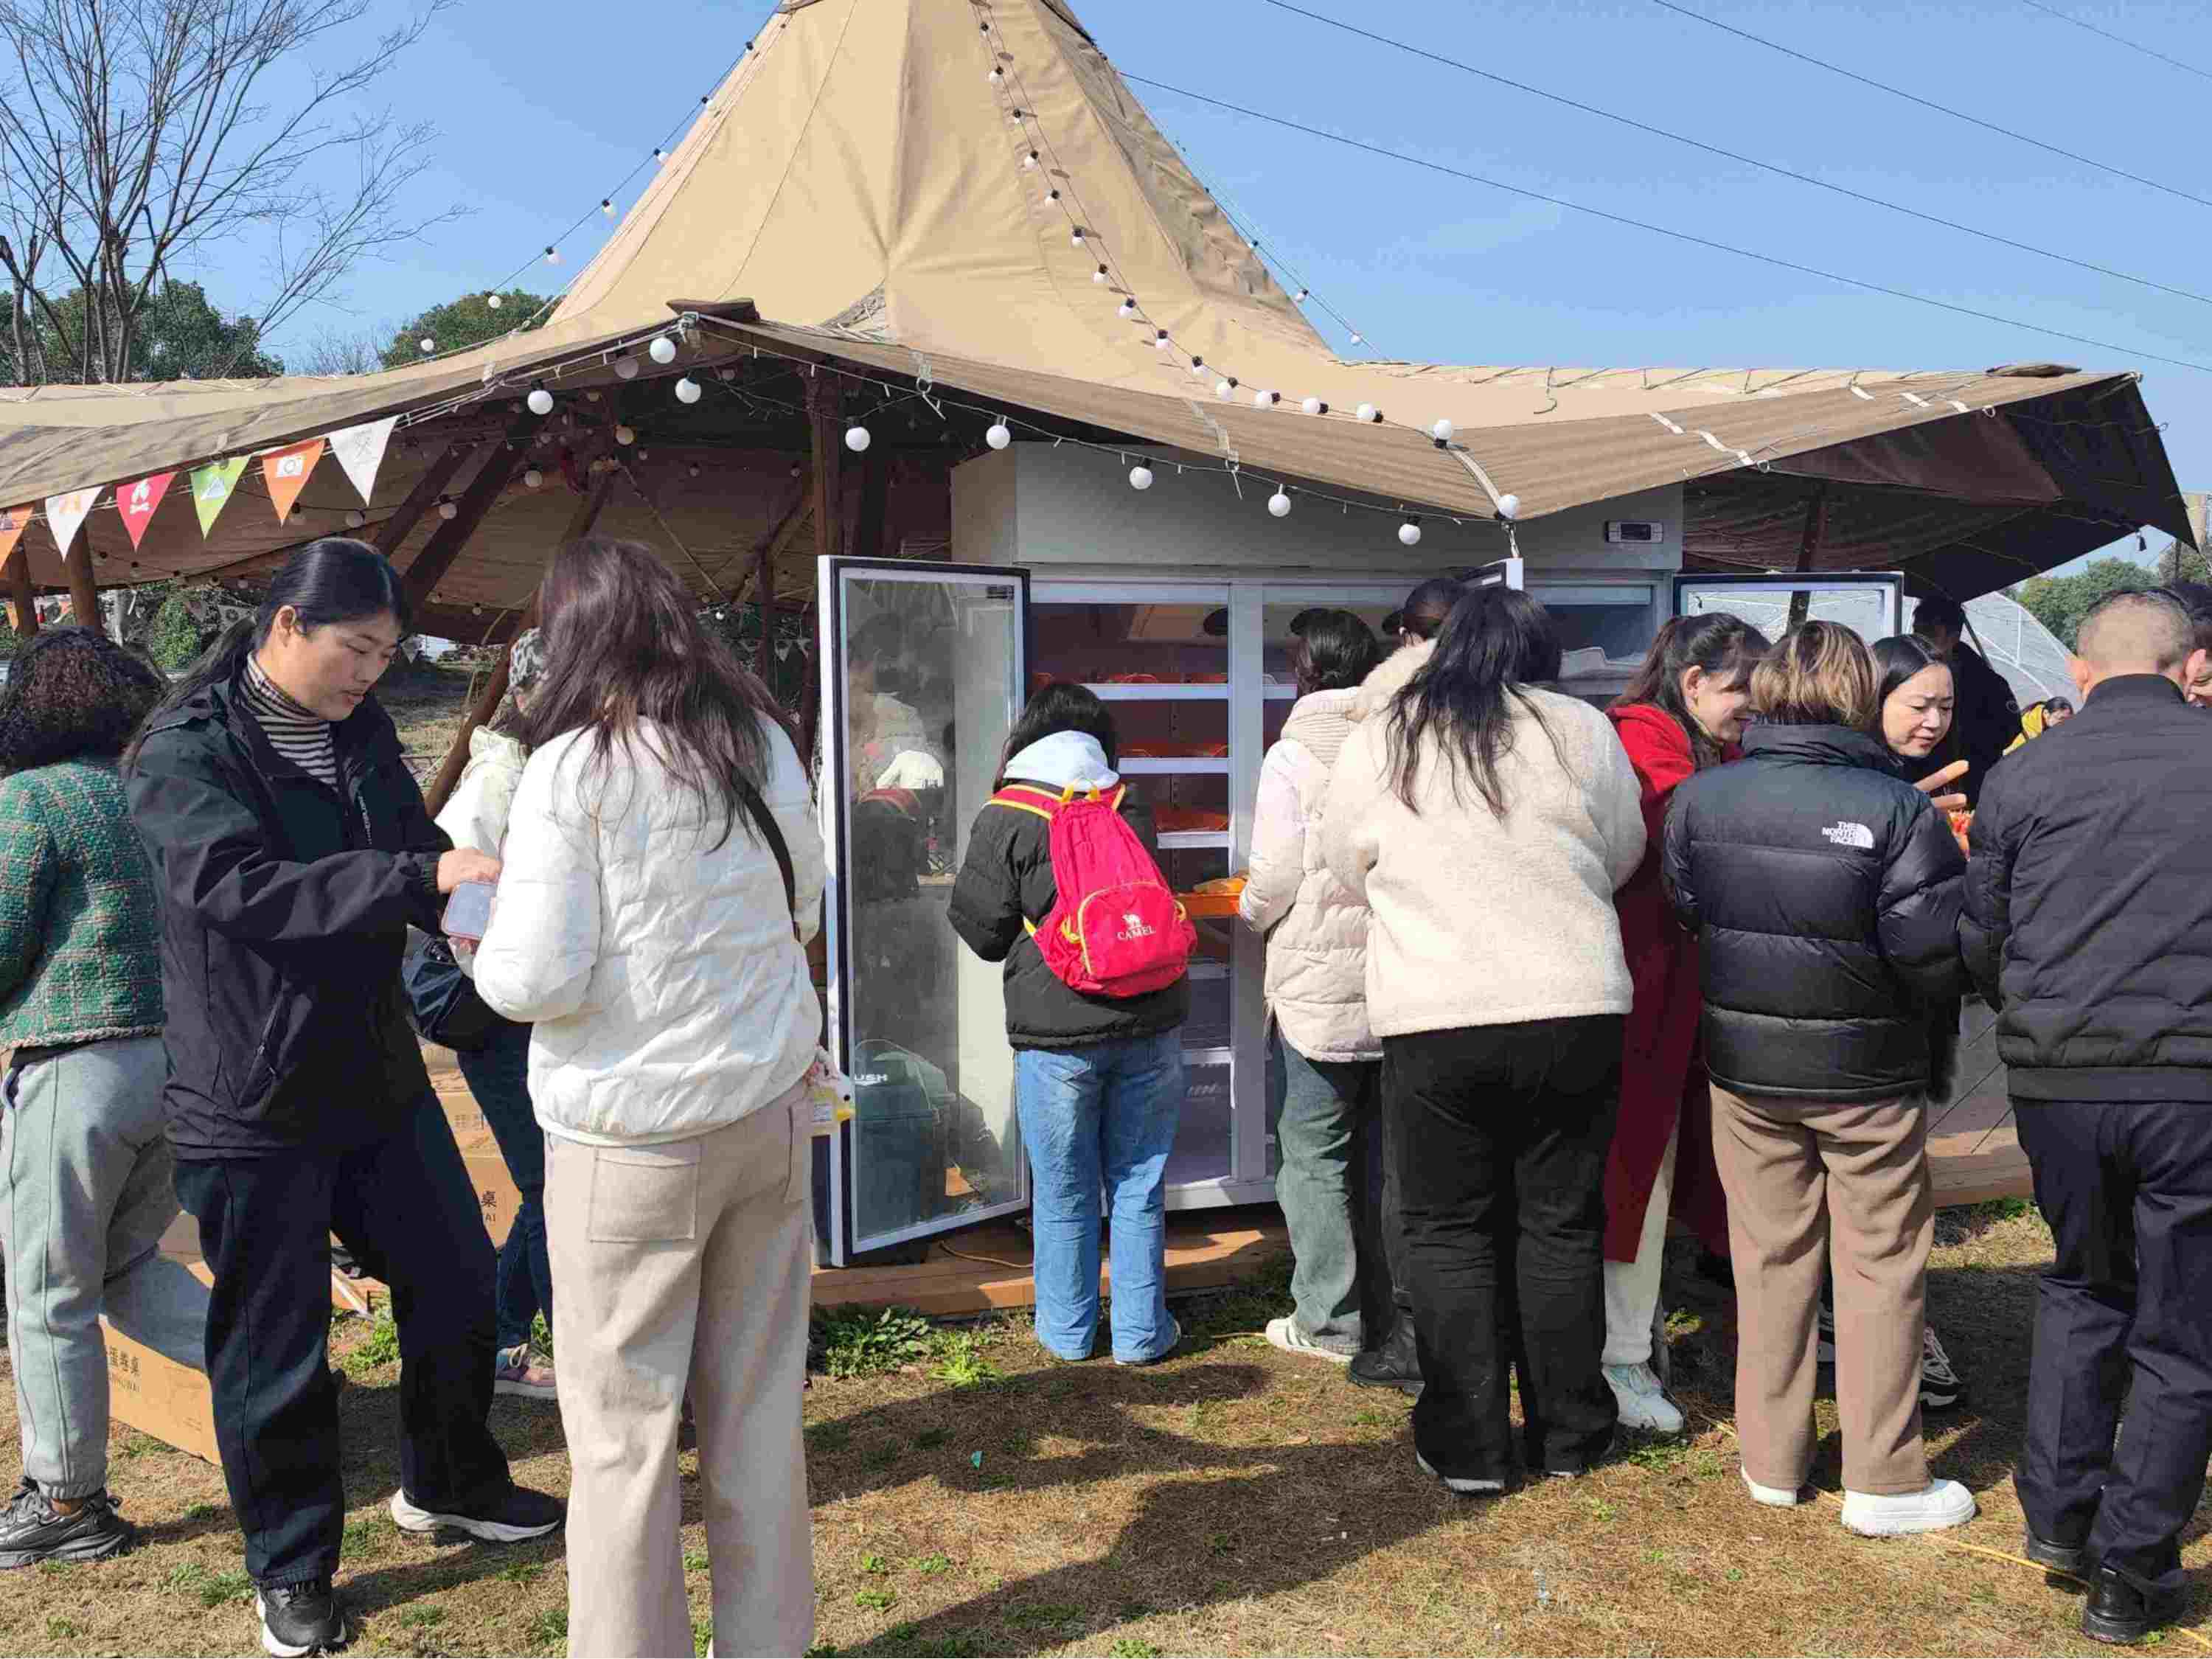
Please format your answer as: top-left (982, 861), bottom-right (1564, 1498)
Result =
top-left (3, 538), bottom-right (2210, 1653)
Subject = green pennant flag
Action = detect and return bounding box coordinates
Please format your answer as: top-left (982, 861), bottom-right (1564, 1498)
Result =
top-left (190, 456), bottom-right (249, 538)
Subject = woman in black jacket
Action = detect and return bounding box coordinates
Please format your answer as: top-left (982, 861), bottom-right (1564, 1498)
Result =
top-left (1663, 622), bottom-right (1973, 1540)
top-left (125, 541), bottom-right (559, 1657)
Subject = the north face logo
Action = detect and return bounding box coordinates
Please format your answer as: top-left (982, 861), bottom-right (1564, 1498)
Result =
top-left (1821, 821), bottom-right (1875, 851)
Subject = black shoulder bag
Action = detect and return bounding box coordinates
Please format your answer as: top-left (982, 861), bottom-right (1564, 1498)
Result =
top-left (402, 928), bottom-right (507, 1052)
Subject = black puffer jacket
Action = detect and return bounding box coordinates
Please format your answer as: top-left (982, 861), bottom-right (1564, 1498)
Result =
top-left (947, 734), bottom-right (1188, 1051)
top-left (126, 663), bottom-right (450, 1158)
top-left (1963, 675), bottom-right (2212, 1102)
top-left (1662, 724), bottom-right (1966, 1102)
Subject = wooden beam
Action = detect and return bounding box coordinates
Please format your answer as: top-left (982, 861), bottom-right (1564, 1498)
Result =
top-left (807, 377), bottom-right (844, 565)
top-left (3, 539), bottom-right (38, 636)
top-left (1786, 483), bottom-right (1829, 630)
top-left (398, 420), bottom-right (536, 612)
top-left (63, 538), bottom-right (101, 636)
top-left (373, 439), bottom-right (476, 559)
top-left (422, 475), bottom-right (613, 819)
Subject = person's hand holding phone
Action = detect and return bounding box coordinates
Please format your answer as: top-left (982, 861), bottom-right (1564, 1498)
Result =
top-left (437, 848), bottom-right (501, 894)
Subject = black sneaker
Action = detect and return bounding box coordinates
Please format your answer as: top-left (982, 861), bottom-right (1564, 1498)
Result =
top-left (2024, 1528), bottom-right (2090, 1576)
top-left (389, 1483), bottom-right (563, 1543)
top-left (2082, 1564), bottom-right (2181, 1645)
top-left (0, 1480), bottom-right (137, 1569)
top-left (1349, 1321), bottom-right (1422, 1397)
top-left (257, 1579), bottom-right (347, 1657)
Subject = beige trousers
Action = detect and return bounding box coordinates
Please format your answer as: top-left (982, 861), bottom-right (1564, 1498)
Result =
top-left (546, 1088), bottom-right (815, 1659)
top-left (1711, 1084), bottom-right (1933, 1496)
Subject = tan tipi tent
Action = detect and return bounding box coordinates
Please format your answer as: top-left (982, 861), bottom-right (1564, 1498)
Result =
top-left (0, 0), bottom-right (2191, 642)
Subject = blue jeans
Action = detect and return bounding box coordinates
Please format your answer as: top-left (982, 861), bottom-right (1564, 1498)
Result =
top-left (1273, 1034), bottom-right (1392, 1354)
top-left (1015, 1034), bottom-right (1183, 1362)
top-left (454, 1022), bottom-right (552, 1353)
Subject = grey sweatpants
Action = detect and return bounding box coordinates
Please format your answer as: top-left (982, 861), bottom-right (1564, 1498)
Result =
top-left (1, 1037), bottom-right (209, 1499)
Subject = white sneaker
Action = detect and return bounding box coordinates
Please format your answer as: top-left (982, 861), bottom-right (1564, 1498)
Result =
top-left (1742, 1469), bottom-right (1808, 1507)
top-left (1265, 1316), bottom-right (1354, 1365)
top-left (1603, 1362), bottom-right (1684, 1433)
top-left (1840, 1478), bottom-right (1977, 1537)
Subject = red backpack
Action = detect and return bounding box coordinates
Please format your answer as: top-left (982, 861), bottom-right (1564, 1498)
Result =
top-left (990, 782), bottom-right (1195, 998)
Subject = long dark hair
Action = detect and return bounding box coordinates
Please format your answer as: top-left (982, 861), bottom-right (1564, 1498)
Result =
top-left (518, 535), bottom-right (790, 850)
top-left (1615, 614), bottom-right (1768, 770)
top-left (1398, 577), bottom-right (1462, 641)
top-left (1386, 585), bottom-right (1564, 816)
top-left (1294, 608), bottom-right (1382, 695)
top-left (125, 538), bottom-right (408, 771)
top-left (1871, 634), bottom-right (1947, 709)
top-left (0, 625), bottom-right (167, 773)
top-left (998, 681), bottom-right (1117, 785)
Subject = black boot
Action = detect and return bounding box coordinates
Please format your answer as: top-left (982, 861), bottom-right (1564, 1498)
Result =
top-left (2082, 1565), bottom-right (2180, 1645)
top-left (1349, 1320), bottom-right (1422, 1396)
top-left (2023, 1529), bottom-right (2088, 1576)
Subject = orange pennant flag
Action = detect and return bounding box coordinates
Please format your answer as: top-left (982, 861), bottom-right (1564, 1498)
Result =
top-left (0, 503), bottom-right (29, 565)
top-left (118, 472), bottom-right (178, 550)
top-left (260, 438), bottom-right (325, 524)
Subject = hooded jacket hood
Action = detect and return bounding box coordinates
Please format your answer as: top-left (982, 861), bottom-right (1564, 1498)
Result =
top-left (1349, 639), bottom-right (1433, 725)
top-left (1002, 730), bottom-right (1119, 790)
top-left (1279, 686), bottom-right (1362, 773)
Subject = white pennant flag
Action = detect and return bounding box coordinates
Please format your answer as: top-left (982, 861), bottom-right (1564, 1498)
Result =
top-left (44, 487), bottom-right (100, 558)
top-left (327, 416), bottom-right (399, 506)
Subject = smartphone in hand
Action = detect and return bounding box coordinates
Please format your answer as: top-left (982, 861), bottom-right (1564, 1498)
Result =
top-left (442, 880), bottom-right (496, 945)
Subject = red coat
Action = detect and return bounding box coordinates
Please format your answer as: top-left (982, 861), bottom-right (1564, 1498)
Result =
top-left (1604, 704), bottom-right (1731, 1262)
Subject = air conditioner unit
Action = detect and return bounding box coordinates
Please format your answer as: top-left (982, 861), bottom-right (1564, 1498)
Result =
top-left (1607, 520), bottom-right (1666, 545)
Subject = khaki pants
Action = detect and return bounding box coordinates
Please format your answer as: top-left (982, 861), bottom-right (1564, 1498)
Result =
top-left (546, 1089), bottom-right (815, 1658)
top-left (1711, 1085), bottom-right (1932, 1496)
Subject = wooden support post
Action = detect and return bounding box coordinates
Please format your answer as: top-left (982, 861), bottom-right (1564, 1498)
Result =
top-left (854, 444), bottom-right (889, 562)
top-left (1786, 483), bottom-right (1829, 630)
top-left (3, 539), bottom-right (38, 637)
top-left (743, 477), bottom-right (813, 682)
top-left (373, 440), bottom-right (476, 559)
top-left (399, 421), bottom-right (535, 612)
top-left (807, 378), bottom-right (844, 565)
top-left (421, 476), bottom-right (613, 818)
top-left (63, 535), bottom-right (102, 636)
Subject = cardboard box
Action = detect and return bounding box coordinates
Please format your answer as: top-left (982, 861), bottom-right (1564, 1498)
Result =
top-left (102, 1315), bottom-right (220, 1464)
top-left (462, 1151), bottom-right (521, 1248)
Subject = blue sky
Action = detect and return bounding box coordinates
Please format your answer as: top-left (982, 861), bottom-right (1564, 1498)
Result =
top-left (198, 0), bottom-right (2209, 571)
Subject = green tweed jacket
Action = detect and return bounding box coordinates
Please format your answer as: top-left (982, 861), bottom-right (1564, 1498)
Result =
top-left (0, 759), bottom-right (164, 1048)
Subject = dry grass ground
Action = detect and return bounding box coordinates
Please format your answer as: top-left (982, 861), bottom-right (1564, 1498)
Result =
top-left (4, 1203), bottom-right (2206, 1657)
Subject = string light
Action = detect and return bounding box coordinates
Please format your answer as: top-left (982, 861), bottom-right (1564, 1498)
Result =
top-left (845, 423), bottom-right (872, 452)
top-left (543, 246), bottom-right (560, 265)
top-left (1215, 377), bottom-right (1239, 399)
top-left (526, 385), bottom-right (554, 415)
top-left (1357, 403), bottom-right (1382, 423)
top-left (1023, 150), bottom-right (1040, 170)
top-left (649, 335), bottom-right (678, 365)
top-left (524, 468), bottom-right (544, 489)
top-left (601, 198), bottom-right (615, 216)
top-left (653, 147), bottom-right (667, 163)
top-left (486, 294), bottom-right (502, 310)
top-left (1253, 389), bottom-right (1279, 408)
top-left (1497, 493), bottom-right (1521, 520)
top-left (1071, 228), bottom-right (1087, 247)
top-left (1431, 418), bottom-right (1456, 443)
top-left (1268, 488), bottom-right (1293, 517)
top-left (437, 497), bottom-right (459, 522)
top-left (615, 425), bottom-right (636, 445)
top-left (1301, 396), bottom-right (1329, 415)
top-left (675, 376), bottom-right (702, 403)
top-left (1118, 299), bottom-right (1137, 319)
top-left (1093, 264), bottom-right (1109, 285)
top-left (985, 420), bottom-right (1012, 449)
top-left (615, 355), bottom-right (640, 380)
top-left (419, 338), bottom-right (435, 354)
top-left (1128, 462), bottom-right (1155, 490)
top-left (346, 509), bottom-right (366, 528)
top-left (1398, 515), bottom-right (1422, 546)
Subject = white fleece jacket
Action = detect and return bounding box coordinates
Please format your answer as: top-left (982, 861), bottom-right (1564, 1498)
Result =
top-left (434, 726), bottom-right (528, 980)
top-left (473, 717), bottom-right (826, 1146)
top-left (1319, 641), bottom-right (1646, 1038)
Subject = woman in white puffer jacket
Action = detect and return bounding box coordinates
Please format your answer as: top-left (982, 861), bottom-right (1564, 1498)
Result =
top-left (1239, 610), bottom-right (1403, 1376)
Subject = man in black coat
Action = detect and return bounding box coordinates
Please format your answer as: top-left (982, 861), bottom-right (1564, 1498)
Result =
top-left (1962, 589), bottom-right (2212, 1644)
top-left (1913, 594), bottom-right (2017, 807)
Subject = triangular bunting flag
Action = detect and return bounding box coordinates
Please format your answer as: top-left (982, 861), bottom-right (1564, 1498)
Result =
top-left (44, 487), bottom-right (99, 558)
top-left (191, 456), bottom-right (249, 538)
top-left (261, 438), bottom-right (325, 524)
top-left (117, 472), bottom-right (178, 551)
top-left (327, 417), bottom-right (397, 506)
top-left (0, 504), bottom-right (30, 566)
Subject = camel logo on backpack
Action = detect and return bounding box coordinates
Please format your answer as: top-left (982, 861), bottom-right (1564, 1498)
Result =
top-left (987, 782), bottom-right (1193, 997)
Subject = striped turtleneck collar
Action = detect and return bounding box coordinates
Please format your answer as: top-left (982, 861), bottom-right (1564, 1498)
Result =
top-left (242, 654), bottom-right (339, 788)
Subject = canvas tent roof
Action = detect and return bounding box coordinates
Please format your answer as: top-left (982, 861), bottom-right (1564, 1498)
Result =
top-left (0, 0), bottom-right (2190, 623)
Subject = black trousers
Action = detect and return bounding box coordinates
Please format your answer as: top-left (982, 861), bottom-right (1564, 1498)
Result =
top-left (1355, 1098), bottom-right (1410, 1345)
top-left (1385, 1017), bottom-right (1624, 1483)
top-left (2014, 1100), bottom-right (2212, 1597)
top-left (173, 1096), bottom-right (510, 1587)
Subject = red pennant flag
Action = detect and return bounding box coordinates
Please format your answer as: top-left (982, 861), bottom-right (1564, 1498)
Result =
top-left (260, 438), bottom-right (325, 524)
top-left (117, 471), bottom-right (178, 550)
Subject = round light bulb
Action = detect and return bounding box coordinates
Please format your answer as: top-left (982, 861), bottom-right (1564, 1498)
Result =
top-left (649, 335), bottom-right (678, 365)
top-left (1295, 288), bottom-right (1310, 301)
top-left (1497, 493), bottom-right (1521, 521)
top-left (636, 448), bottom-right (650, 461)
top-left (1215, 379), bottom-right (1234, 400)
top-left (1351, 333), bottom-right (1366, 346)
top-left (418, 337), bottom-right (435, 353)
top-left (614, 355), bottom-right (639, 380)
top-left (1093, 265), bottom-right (1109, 285)
top-left (1128, 464), bottom-right (1154, 490)
top-left (1432, 418), bottom-right (1455, 442)
top-left (345, 509), bottom-right (366, 529)
top-left (1118, 299), bottom-right (1135, 319)
top-left (845, 424), bottom-right (872, 453)
top-left (985, 422), bottom-right (1012, 450)
top-left (1155, 331), bottom-right (1170, 351)
top-left (689, 465), bottom-right (700, 478)
top-left (716, 366), bottom-right (736, 380)
top-left (615, 425), bottom-right (636, 445)
top-left (437, 498), bottom-right (459, 522)
top-left (1268, 490), bottom-right (1292, 518)
top-left (1301, 396), bottom-right (1326, 416)
top-left (601, 199), bottom-right (615, 217)
top-left (487, 293), bottom-right (503, 310)
top-left (1023, 150), bottom-right (1038, 170)
top-left (674, 375), bottom-right (702, 403)
top-left (586, 389), bottom-right (602, 402)
top-left (1253, 389), bottom-right (1277, 408)
top-left (544, 247), bottom-right (560, 265)
top-left (523, 468), bottom-right (543, 490)
top-left (989, 67), bottom-right (1003, 83)
top-left (1398, 519), bottom-right (1422, 546)
top-left (526, 387), bottom-right (554, 415)
top-left (1071, 229), bottom-right (1086, 248)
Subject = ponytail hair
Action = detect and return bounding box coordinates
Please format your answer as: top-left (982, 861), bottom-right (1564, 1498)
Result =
top-left (1615, 613), bottom-right (1770, 770)
top-left (125, 538), bottom-right (409, 770)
